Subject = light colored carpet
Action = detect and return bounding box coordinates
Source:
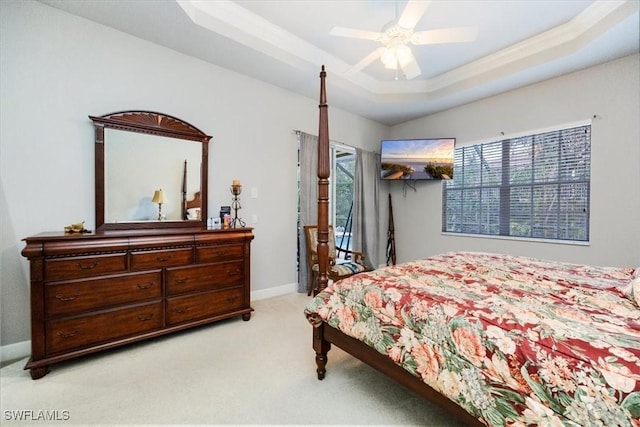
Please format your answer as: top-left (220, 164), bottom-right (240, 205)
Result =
top-left (0, 292), bottom-right (465, 426)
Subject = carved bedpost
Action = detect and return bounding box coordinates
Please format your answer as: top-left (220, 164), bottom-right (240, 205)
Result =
top-left (316, 65), bottom-right (330, 295)
top-left (182, 160), bottom-right (188, 220)
top-left (313, 322), bottom-right (330, 380)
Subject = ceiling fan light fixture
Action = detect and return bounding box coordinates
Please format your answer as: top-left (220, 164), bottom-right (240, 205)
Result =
top-left (395, 44), bottom-right (412, 67)
top-left (381, 47), bottom-right (398, 69)
top-left (330, 0), bottom-right (478, 79)
top-left (381, 44), bottom-right (413, 70)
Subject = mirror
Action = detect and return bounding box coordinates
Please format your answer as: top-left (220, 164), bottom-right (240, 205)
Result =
top-left (91, 111), bottom-right (211, 231)
top-left (104, 130), bottom-right (202, 222)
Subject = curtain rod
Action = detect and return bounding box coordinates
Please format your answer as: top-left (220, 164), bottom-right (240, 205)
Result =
top-left (293, 129), bottom-right (357, 151)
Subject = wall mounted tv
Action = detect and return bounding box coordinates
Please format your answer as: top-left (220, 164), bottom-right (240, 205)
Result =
top-left (380, 138), bottom-right (455, 180)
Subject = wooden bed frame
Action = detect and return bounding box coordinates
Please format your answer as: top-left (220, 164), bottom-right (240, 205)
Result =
top-left (311, 66), bottom-right (483, 427)
top-left (181, 158), bottom-right (202, 220)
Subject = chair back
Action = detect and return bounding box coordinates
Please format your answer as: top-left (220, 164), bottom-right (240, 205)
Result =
top-left (304, 225), bottom-right (337, 264)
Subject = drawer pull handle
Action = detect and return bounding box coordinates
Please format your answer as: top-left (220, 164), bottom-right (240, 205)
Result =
top-left (137, 314), bottom-right (154, 321)
top-left (137, 282), bottom-right (154, 290)
top-left (227, 268), bottom-right (241, 276)
top-left (58, 330), bottom-right (79, 339)
top-left (77, 261), bottom-right (98, 270)
top-left (55, 294), bottom-right (79, 302)
top-left (174, 277), bottom-right (190, 285)
top-left (174, 307), bottom-right (189, 314)
top-left (216, 249), bottom-right (229, 256)
top-left (156, 255), bottom-right (172, 262)
top-left (226, 296), bottom-right (238, 303)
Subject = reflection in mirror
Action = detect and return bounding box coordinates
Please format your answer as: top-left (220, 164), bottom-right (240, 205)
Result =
top-left (105, 129), bottom-right (202, 223)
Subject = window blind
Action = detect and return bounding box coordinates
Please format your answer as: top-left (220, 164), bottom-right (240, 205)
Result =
top-left (443, 125), bottom-right (591, 242)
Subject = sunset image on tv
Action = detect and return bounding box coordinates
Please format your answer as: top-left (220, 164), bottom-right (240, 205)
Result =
top-left (380, 138), bottom-right (455, 180)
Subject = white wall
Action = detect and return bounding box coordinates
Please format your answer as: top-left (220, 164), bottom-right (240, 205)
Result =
top-left (387, 54), bottom-right (640, 268)
top-left (0, 0), bottom-right (387, 348)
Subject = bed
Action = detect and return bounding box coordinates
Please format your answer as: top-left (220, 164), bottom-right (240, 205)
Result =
top-left (305, 67), bottom-right (640, 426)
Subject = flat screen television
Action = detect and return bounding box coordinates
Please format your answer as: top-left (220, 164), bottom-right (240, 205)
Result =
top-left (380, 138), bottom-right (455, 180)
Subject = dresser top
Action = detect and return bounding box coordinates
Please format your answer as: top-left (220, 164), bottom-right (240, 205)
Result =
top-left (22, 227), bottom-right (254, 259)
top-left (24, 227), bottom-right (254, 242)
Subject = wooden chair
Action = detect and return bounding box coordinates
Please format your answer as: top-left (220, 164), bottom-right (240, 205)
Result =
top-left (304, 225), bottom-right (368, 295)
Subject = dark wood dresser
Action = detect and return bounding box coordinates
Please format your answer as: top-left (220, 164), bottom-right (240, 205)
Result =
top-left (21, 227), bottom-right (254, 379)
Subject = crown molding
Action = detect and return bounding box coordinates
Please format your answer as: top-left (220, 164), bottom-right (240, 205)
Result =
top-left (177, 0), bottom-right (639, 100)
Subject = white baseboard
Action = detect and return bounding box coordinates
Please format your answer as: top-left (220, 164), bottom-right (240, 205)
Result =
top-left (1, 340), bottom-right (30, 364)
top-left (1, 284), bottom-right (301, 365)
top-left (251, 282), bottom-right (299, 301)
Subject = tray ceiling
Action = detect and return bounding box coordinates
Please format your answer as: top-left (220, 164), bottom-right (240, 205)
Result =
top-left (39, 0), bottom-right (639, 125)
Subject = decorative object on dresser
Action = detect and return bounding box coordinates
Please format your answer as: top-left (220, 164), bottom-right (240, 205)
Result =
top-left (64, 221), bottom-right (89, 234)
top-left (22, 110), bottom-right (254, 380)
top-left (151, 189), bottom-right (165, 220)
top-left (230, 180), bottom-right (246, 229)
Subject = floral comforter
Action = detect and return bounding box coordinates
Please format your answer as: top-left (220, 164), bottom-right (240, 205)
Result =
top-left (305, 252), bottom-right (640, 426)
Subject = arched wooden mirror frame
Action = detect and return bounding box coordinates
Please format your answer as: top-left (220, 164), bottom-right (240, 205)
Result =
top-left (90, 110), bottom-right (211, 231)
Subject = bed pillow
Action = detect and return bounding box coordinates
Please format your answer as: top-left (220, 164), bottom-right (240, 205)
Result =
top-left (186, 208), bottom-right (201, 220)
top-left (622, 277), bottom-right (640, 308)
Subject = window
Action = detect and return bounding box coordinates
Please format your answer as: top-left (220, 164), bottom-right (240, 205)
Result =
top-left (297, 138), bottom-right (355, 262)
top-left (332, 145), bottom-right (355, 257)
top-left (443, 124), bottom-right (591, 242)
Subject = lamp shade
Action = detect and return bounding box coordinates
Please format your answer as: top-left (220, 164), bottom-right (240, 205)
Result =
top-left (152, 189), bottom-right (164, 204)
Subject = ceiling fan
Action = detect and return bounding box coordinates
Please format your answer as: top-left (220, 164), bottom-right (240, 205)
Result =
top-left (329, 0), bottom-right (478, 80)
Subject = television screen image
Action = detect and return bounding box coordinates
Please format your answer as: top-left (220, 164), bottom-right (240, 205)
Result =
top-left (380, 138), bottom-right (455, 180)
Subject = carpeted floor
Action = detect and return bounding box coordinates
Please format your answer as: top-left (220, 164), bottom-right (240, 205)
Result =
top-left (0, 292), bottom-right (465, 426)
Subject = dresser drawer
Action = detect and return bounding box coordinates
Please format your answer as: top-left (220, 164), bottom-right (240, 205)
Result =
top-left (166, 261), bottom-right (244, 295)
top-left (130, 248), bottom-right (193, 271)
top-left (46, 302), bottom-right (162, 354)
top-left (196, 244), bottom-right (244, 263)
top-left (45, 253), bottom-right (127, 281)
top-left (166, 288), bottom-right (244, 325)
top-left (45, 271), bottom-right (161, 317)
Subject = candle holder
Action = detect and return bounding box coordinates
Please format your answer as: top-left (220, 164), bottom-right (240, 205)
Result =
top-left (230, 184), bottom-right (246, 228)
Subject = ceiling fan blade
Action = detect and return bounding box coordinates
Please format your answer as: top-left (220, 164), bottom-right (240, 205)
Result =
top-left (399, 50), bottom-right (421, 80)
top-left (329, 26), bottom-right (383, 41)
top-left (397, 0), bottom-right (432, 30)
top-left (411, 27), bottom-right (478, 45)
top-left (346, 47), bottom-right (385, 74)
